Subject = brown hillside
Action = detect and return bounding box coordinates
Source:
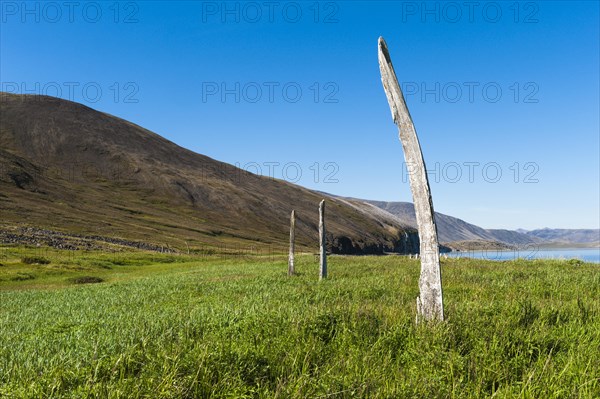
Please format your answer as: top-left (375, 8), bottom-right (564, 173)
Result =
top-left (0, 93), bottom-right (418, 254)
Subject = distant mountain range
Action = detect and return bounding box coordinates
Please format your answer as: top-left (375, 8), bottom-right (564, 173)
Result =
top-left (518, 228), bottom-right (600, 246)
top-left (362, 201), bottom-right (599, 248)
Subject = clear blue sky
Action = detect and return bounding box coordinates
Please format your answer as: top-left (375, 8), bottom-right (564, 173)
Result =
top-left (1, 1), bottom-right (598, 229)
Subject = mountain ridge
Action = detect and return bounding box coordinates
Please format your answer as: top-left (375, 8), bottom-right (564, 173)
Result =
top-left (360, 200), bottom-right (598, 247)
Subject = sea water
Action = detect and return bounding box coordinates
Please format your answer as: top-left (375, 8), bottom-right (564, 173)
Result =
top-left (446, 247), bottom-right (600, 263)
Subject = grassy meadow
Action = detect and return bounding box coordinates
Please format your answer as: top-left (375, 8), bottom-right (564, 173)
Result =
top-left (0, 246), bottom-right (598, 398)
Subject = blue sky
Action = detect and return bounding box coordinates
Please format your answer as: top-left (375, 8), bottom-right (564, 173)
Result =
top-left (1, 1), bottom-right (598, 229)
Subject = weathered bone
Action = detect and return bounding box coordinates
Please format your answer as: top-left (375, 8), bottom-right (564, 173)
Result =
top-left (319, 200), bottom-right (327, 279)
top-left (378, 37), bottom-right (444, 322)
top-left (288, 210), bottom-right (295, 276)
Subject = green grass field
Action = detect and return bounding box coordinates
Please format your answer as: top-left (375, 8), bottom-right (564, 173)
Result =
top-left (0, 246), bottom-right (598, 398)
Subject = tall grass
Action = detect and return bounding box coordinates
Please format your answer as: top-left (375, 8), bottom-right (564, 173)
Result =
top-left (0, 250), bottom-right (598, 398)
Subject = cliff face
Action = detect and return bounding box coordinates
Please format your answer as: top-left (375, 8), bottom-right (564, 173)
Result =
top-left (330, 230), bottom-right (420, 255)
top-left (0, 93), bottom-right (417, 254)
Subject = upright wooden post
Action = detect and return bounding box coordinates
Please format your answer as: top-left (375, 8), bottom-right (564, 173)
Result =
top-left (288, 210), bottom-right (296, 276)
top-left (319, 200), bottom-right (327, 279)
top-left (378, 37), bottom-right (444, 322)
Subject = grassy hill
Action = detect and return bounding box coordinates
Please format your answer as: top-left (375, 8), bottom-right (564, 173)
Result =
top-left (0, 93), bottom-right (418, 254)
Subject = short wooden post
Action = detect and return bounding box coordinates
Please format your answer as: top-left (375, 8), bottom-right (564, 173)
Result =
top-left (319, 200), bottom-right (327, 279)
top-left (288, 210), bottom-right (295, 276)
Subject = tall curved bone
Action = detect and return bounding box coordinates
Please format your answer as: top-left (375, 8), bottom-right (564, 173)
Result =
top-left (378, 37), bottom-right (444, 322)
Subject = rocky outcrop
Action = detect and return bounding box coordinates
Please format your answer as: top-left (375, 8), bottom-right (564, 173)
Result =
top-left (329, 230), bottom-right (421, 255)
top-left (0, 226), bottom-right (176, 252)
